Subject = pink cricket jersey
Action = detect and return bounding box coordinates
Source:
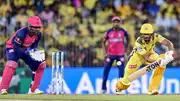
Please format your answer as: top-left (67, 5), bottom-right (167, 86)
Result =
top-left (6, 27), bottom-right (39, 50)
top-left (105, 28), bottom-right (129, 56)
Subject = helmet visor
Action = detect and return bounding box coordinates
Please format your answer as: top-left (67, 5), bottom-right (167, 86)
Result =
top-left (29, 26), bottom-right (41, 36)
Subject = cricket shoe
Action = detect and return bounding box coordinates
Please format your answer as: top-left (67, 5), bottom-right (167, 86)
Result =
top-left (99, 90), bottom-right (107, 94)
top-left (115, 89), bottom-right (121, 95)
top-left (0, 89), bottom-right (8, 95)
top-left (148, 89), bottom-right (159, 95)
top-left (28, 89), bottom-right (44, 94)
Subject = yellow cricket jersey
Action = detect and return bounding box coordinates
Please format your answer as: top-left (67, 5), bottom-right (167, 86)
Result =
top-left (133, 33), bottom-right (166, 56)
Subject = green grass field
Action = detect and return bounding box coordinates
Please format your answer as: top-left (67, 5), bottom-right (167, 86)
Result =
top-left (0, 94), bottom-right (180, 101)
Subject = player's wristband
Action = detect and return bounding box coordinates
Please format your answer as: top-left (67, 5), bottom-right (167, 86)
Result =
top-left (25, 48), bottom-right (33, 55)
top-left (25, 50), bottom-right (30, 55)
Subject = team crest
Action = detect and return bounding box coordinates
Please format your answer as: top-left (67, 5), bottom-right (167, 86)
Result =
top-left (118, 33), bottom-right (121, 38)
top-left (144, 28), bottom-right (148, 30)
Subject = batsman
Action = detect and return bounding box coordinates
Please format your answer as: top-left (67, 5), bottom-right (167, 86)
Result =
top-left (116, 23), bottom-right (175, 95)
top-left (0, 16), bottom-right (46, 95)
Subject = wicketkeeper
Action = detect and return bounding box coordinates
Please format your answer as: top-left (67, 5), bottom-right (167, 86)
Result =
top-left (116, 23), bottom-right (175, 95)
top-left (0, 16), bottom-right (46, 95)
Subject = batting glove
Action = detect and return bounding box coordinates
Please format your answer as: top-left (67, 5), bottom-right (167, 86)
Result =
top-left (157, 58), bottom-right (167, 66)
top-left (165, 50), bottom-right (175, 63)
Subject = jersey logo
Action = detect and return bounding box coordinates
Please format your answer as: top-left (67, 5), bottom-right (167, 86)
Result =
top-left (128, 64), bottom-right (137, 68)
top-left (136, 46), bottom-right (145, 52)
top-left (109, 38), bottom-right (121, 42)
top-left (14, 37), bottom-right (22, 45)
top-left (144, 28), bottom-right (148, 30)
top-left (23, 43), bottom-right (32, 47)
top-left (118, 33), bottom-right (122, 38)
top-left (9, 49), bottom-right (14, 53)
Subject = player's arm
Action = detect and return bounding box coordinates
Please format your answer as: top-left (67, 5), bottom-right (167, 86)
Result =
top-left (156, 34), bottom-right (175, 63)
top-left (143, 53), bottom-right (156, 63)
top-left (124, 29), bottom-right (130, 52)
top-left (156, 34), bottom-right (174, 51)
top-left (160, 39), bottom-right (174, 51)
top-left (102, 32), bottom-right (108, 57)
top-left (159, 36), bottom-right (175, 64)
top-left (12, 32), bottom-right (26, 57)
top-left (31, 33), bottom-right (42, 49)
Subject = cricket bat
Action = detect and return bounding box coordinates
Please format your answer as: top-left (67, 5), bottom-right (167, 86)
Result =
top-left (128, 60), bottom-right (161, 82)
top-left (127, 51), bottom-right (175, 82)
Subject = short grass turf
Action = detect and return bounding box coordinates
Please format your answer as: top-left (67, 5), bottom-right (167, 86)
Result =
top-left (0, 94), bottom-right (180, 101)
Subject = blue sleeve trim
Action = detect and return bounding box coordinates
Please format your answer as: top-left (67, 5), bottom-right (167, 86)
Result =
top-left (105, 28), bottom-right (113, 39)
top-left (12, 27), bottom-right (28, 57)
top-left (12, 27), bottom-right (28, 46)
top-left (119, 28), bottom-right (129, 37)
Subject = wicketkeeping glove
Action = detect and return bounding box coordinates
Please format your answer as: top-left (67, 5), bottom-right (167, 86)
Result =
top-left (29, 50), bottom-right (45, 62)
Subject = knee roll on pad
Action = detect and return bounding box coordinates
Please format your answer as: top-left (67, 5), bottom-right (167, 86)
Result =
top-left (6, 61), bottom-right (18, 69)
top-left (38, 61), bottom-right (46, 69)
top-left (33, 61), bottom-right (46, 72)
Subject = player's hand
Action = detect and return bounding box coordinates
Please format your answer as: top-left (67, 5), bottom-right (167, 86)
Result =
top-left (157, 58), bottom-right (167, 66)
top-left (165, 50), bottom-right (175, 63)
top-left (25, 48), bottom-right (38, 55)
top-left (158, 50), bottom-right (175, 66)
top-left (25, 48), bottom-right (32, 55)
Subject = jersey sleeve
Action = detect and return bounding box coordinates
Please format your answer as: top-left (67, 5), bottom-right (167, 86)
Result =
top-left (31, 33), bottom-right (41, 49)
top-left (13, 32), bottom-right (23, 46)
top-left (104, 28), bottom-right (113, 39)
top-left (12, 32), bottom-right (26, 57)
top-left (124, 29), bottom-right (129, 37)
top-left (135, 38), bottom-right (147, 55)
top-left (154, 34), bottom-right (166, 43)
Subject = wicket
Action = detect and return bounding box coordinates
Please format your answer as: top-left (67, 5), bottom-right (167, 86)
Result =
top-left (51, 51), bottom-right (64, 94)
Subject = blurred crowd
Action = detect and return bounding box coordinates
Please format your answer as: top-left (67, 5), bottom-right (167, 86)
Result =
top-left (0, 0), bottom-right (180, 68)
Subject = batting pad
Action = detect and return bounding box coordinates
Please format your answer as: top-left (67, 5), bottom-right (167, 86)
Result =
top-left (148, 66), bottom-right (165, 92)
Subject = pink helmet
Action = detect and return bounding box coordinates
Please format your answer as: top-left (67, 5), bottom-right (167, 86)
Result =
top-left (27, 16), bottom-right (43, 27)
top-left (112, 16), bottom-right (121, 21)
